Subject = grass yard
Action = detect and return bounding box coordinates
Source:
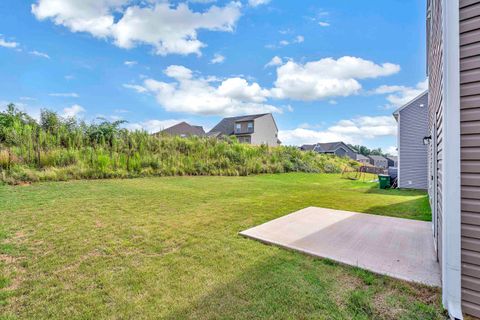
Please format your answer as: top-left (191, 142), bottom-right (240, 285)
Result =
top-left (0, 173), bottom-right (445, 319)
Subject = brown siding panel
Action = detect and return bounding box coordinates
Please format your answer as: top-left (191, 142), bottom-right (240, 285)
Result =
top-left (461, 0), bottom-right (480, 317)
top-left (464, 211), bottom-right (480, 224)
top-left (461, 95), bottom-right (480, 109)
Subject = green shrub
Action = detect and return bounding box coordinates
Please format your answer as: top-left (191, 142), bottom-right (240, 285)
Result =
top-left (0, 105), bottom-right (358, 184)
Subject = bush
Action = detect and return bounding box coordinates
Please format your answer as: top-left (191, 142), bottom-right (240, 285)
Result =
top-left (0, 105), bottom-right (359, 184)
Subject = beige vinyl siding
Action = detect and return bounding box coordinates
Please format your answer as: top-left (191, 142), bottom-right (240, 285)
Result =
top-left (461, 0), bottom-right (480, 317)
top-left (429, 0), bottom-right (444, 268)
top-left (250, 114), bottom-right (279, 147)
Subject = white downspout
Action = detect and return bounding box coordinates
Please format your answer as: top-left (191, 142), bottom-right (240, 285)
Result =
top-left (442, 0), bottom-right (462, 318)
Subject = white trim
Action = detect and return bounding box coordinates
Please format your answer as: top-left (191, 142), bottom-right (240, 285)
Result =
top-left (397, 112), bottom-right (401, 188)
top-left (442, 0), bottom-right (462, 318)
top-left (393, 90), bottom-right (428, 116)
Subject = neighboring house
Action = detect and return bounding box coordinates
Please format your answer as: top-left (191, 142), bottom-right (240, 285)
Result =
top-left (393, 91), bottom-right (429, 189)
top-left (368, 155), bottom-right (388, 169)
top-left (300, 142), bottom-right (357, 160)
top-left (356, 154), bottom-right (370, 165)
top-left (426, 1), bottom-right (480, 318)
top-left (386, 156), bottom-right (398, 168)
top-left (208, 113), bottom-right (280, 146)
top-left (156, 122), bottom-right (205, 137)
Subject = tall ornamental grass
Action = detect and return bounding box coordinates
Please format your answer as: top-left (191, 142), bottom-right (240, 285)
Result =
top-left (0, 104), bottom-right (358, 184)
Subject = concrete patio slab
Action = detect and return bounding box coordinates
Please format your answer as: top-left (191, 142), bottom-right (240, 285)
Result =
top-left (240, 207), bottom-right (441, 287)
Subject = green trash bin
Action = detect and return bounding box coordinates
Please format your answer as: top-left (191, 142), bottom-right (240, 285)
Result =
top-left (378, 174), bottom-right (391, 189)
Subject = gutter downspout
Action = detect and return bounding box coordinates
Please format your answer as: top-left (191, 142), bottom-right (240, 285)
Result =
top-left (442, 0), bottom-right (462, 318)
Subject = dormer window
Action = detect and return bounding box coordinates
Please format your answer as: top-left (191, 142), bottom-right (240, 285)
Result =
top-left (247, 122), bottom-right (253, 130)
top-left (235, 123), bottom-right (241, 131)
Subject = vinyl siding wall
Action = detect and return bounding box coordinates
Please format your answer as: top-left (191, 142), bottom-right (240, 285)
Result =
top-left (398, 93), bottom-right (429, 189)
top-left (251, 114), bottom-right (279, 146)
top-left (460, 0), bottom-right (480, 317)
top-left (428, 0), bottom-right (444, 275)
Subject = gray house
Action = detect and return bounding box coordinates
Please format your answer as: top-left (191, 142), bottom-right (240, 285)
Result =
top-left (208, 113), bottom-right (280, 146)
top-left (155, 121), bottom-right (205, 137)
top-left (368, 155), bottom-right (388, 169)
top-left (300, 142), bottom-right (357, 160)
top-left (356, 153), bottom-right (371, 165)
top-left (386, 156), bottom-right (398, 168)
top-left (426, 1), bottom-right (480, 317)
top-left (393, 91), bottom-right (428, 189)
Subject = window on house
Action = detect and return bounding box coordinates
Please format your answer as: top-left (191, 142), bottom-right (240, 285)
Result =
top-left (247, 122), bottom-right (253, 130)
top-left (235, 123), bottom-right (241, 131)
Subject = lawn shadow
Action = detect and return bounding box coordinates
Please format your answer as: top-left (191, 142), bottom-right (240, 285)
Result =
top-left (364, 196), bottom-right (432, 221)
top-left (162, 240), bottom-right (443, 320)
top-left (364, 184), bottom-right (428, 197)
top-left (162, 251), bottom-right (350, 320)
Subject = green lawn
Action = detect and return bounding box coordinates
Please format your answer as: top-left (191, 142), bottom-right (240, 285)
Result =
top-left (0, 173), bottom-right (445, 319)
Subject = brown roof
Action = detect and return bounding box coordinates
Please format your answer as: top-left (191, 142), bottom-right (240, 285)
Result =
top-left (159, 122), bottom-right (205, 137)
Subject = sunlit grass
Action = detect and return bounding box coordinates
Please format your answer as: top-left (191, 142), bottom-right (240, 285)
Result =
top-left (0, 173), bottom-right (444, 319)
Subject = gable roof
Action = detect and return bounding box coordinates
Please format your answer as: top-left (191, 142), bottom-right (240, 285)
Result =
top-left (368, 155), bottom-right (388, 161)
top-left (386, 156), bottom-right (398, 161)
top-left (300, 144), bottom-right (316, 151)
top-left (356, 154), bottom-right (369, 160)
top-left (160, 122), bottom-right (205, 136)
top-left (316, 142), bottom-right (354, 153)
top-left (208, 113), bottom-right (270, 135)
top-left (393, 90), bottom-right (428, 121)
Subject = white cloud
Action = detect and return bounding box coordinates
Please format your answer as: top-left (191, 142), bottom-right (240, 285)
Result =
top-left (269, 35), bottom-right (304, 49)
top-left (294, 35), bottom-right (304, 43)
top-left (124, 60), bottom-right (137, 67)
top-left (217, 77), bottom-right (270, 103)
top-left (248, 0), bottom-right (271, 7)
top-left (32, 0), bottom-right (241, 56)
top-left (265, 56), bottom-right (283, 68)
top-left (386, 146), bottom-right (398, 156)
top-left (49, 92), bottom-right (79, 98)
top-left (271, 56), bottom-right (400, 100)
top-left (374, 79), bottom-right (428, 108)
top-left (63, 104), bottom-right (85, 117)
top-left (318, 21), bottom-right (330, 27)
top-left (19, 97), bottom-right (36, 101)
top-left (65, 74), bottom-right (75, 80)
top-left (125, 119), bottom-right (186, 133)
top-left (126, 65), bottom-right (281, 116)
top-left (279, 115), bottom-right (397, 146)
top-left (123, 84), bottom-right (148, 93)
top-left (29, 50), bottom-right (50, 59)
top-left (0, 36), bottom-right (19, 49)
top-left (210, 53), bottom-right (225, 64)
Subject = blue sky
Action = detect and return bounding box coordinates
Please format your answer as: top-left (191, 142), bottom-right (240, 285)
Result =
top-left (0, 0), bottom-right (427, 153)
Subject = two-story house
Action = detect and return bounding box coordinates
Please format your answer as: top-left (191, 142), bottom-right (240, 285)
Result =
top-left (208, 113), bottom-right (280, 146)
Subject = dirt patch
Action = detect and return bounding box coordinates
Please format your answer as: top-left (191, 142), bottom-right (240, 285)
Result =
top-left (330, 268), bottom-right (364, 309)
top-left (0, 254), bottom-right (18, 264)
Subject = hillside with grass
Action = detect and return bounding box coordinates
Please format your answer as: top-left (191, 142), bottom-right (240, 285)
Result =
top-left (0, 104), bottom-right (358, 184)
